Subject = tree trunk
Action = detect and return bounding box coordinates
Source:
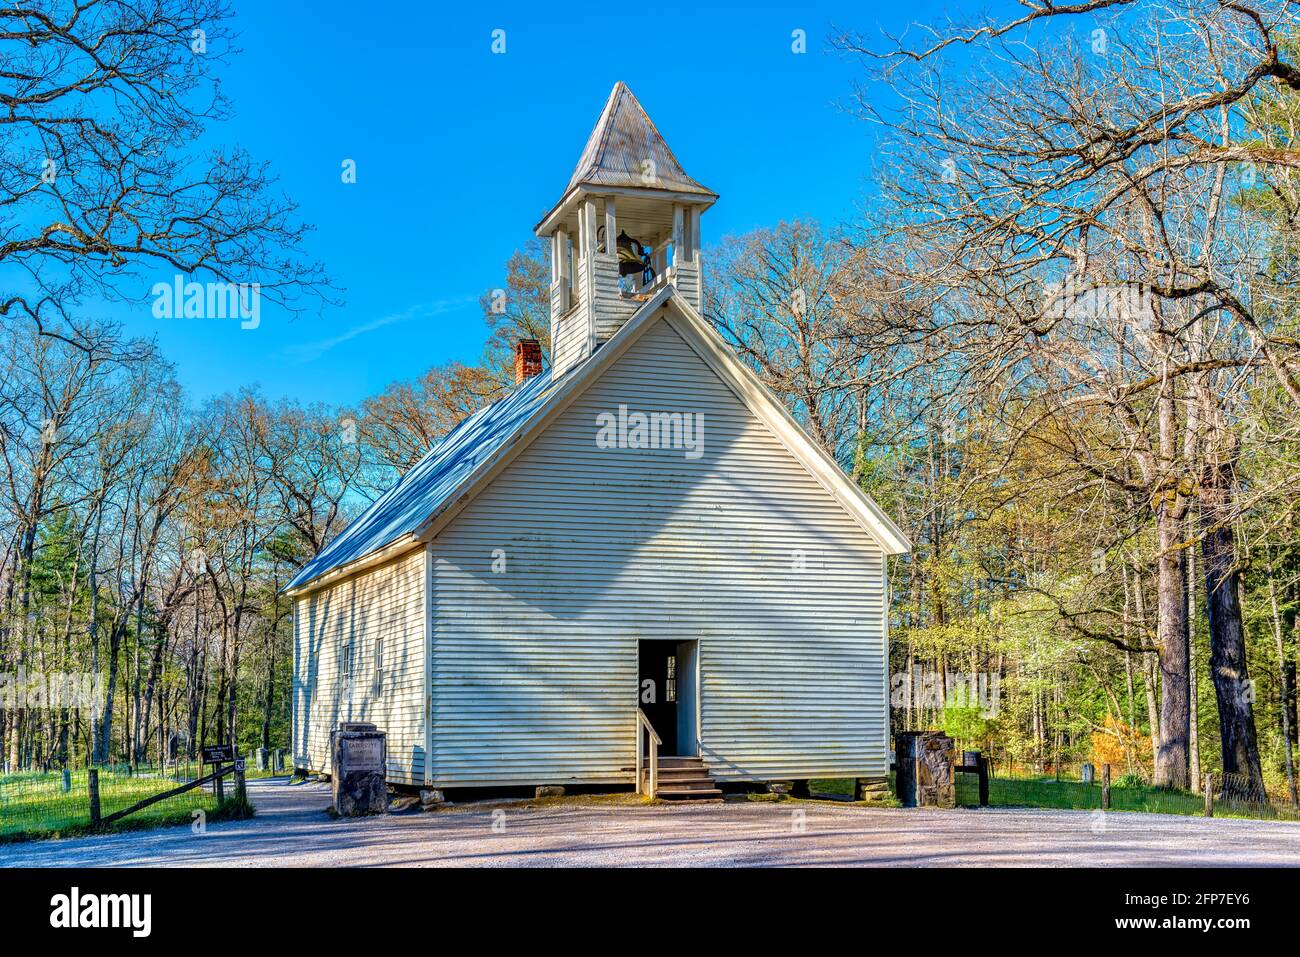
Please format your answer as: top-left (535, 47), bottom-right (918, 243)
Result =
top-left (1128, 560), bottom-right (1162, 762)
top-left (1154, 503), bottom-right (1190, 789)
top-left (1288, 588), bottom-right (1298, 745)
top-left (131, 596), bottom-right (145, 765)
top-left (1188, 541), bottom-right (1200, 793)
top-left (96, 620), bottom-right (126, 764)
top-left (1267, 575), bottom-right (1298, 808)
top-left (86, 509), bottom-right (103, 763)
top-left (1286, 656), bottom-right (1298, 745)
top-left (1159, 509), bottom-right (1190, 785)
top-left (1124, 651), bottom-right (1137, 772)
top-left (1201, 462), bottom-right (1264, 788)
top-left (140, 619), bottom-right (168, 765)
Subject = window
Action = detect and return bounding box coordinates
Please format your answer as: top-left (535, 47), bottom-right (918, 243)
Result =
top-left (373, 638), bottom-right (384, 699)
top-left (666, 655), bottom-right (677, 703)
top-left (340, 638), bottom-right (353, 696)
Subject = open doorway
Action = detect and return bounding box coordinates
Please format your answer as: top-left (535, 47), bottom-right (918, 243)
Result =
top-left (637, 639), bottom-right (698, 757)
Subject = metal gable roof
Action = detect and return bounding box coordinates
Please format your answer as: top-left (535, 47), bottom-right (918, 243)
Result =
top-left (286, 289), bottom-right (911, 596)
top-left (284, 368), bottom-right (555, 593)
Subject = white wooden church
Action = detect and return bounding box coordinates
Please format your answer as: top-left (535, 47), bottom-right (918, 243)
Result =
top-left (288, 82), bottom-right (910, 799)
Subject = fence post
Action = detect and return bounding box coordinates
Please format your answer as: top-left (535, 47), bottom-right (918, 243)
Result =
top-left (1204, 773), bottom-right (1214, 817)
top-left (978, 754), bottom-right (990, 807)
top-left (215, 763), bottom-right (225, 803)
top-left (1101, 764), bottom-right (1111, 810)
top-left (87, 769), bottom-right (101, 828)
top-left (235, 765), bottom-right (247, 803)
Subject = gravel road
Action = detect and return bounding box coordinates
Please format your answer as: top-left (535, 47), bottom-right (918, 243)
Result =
top-left (3, 777), bottom-right (1298, 867)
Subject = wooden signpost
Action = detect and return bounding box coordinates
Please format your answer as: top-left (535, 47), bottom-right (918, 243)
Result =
top-left (87, 768), bottom-right (101, 827)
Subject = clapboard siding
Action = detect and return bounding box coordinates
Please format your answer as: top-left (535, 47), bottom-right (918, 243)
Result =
top-left (292, 547), bottom-right (426, 784)
top-left (592, 256), bottom-right (641, 340)
top-left (673, 259), bottom-right (701, 312)
top-left (427, 310), bottom-right (887, 786)
top-left (551, 302), bottom-right (588, 378)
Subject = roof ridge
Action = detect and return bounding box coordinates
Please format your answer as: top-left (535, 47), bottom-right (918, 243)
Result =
top-left (589, 82), bottom-right (625, 182)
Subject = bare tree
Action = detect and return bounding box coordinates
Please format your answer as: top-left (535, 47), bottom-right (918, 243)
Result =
top-left (478, 238), bottom-right (552, 382)
top-left (0, 0), bottom-right (330, 346)
top-left (835, 0), bottom-right (1300, 786)
top-left (704, 221), bottom-right (862, 455)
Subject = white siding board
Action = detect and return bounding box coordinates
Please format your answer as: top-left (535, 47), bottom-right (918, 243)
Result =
top-left (551, 305), bottom-right (588, 377)
top-left (673, 259), bottom-right (701, 311)
top-left (591, 257), bottom-right (640, 339)
top-left (427, 312), bottom-right (888, 787)
top-left (292, 547), bottom-right (427, 784)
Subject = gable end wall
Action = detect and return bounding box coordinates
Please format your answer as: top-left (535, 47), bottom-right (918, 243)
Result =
top-left (426, 313), bottom-right (889, 787)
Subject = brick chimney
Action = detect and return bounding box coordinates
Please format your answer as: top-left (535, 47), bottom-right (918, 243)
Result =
top-left (514, 338), bottom-right (543, 385)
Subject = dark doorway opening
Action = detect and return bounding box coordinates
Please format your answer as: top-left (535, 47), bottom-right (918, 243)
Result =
top-left (637, 639), bottom-right (698, 757)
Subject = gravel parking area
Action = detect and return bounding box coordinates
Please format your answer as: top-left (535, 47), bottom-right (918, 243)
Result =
top-left (2, 776), bottom-right (1298, 867)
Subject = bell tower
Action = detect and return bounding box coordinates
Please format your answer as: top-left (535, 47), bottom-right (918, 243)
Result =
top-left (534, 82), bottom-right (717, 378)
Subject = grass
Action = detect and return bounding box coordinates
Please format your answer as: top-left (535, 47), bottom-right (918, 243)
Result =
top-left (802, 771), bottom-right (1296, 821)
top-left (0, 767), bottom-right (253, 842)
top-left (957, 771), bottom-right (1300, 821)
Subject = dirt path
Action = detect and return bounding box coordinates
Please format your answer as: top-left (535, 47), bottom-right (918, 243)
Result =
top-left (2, 777), bottom-right (1298, 867)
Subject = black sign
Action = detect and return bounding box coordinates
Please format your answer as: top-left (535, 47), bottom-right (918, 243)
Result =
top-left (200, 744), bottom-right (235, 765)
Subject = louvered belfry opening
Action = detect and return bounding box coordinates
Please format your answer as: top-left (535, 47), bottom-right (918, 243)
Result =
top-left (514, 338), bottom-right (543, 385)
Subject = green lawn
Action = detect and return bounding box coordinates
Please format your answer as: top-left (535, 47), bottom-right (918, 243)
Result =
top-left (958, 771), bottom-right (1300, 821)
top-left (807, 771), bottom-right (1297, 822)
top-left (810, 778), bottom-right (857, 796)
top-left (0, 767), bottom-right (241, 841)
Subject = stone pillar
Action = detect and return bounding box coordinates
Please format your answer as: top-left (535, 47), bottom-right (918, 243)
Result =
top-left (1081, 762), bottom-right (1095, 785)
top-left (895, 731), bottom-right (956, 808)
top-left (330, 723), bottom-right (387, 816)
top-left (255, 747), bottom-right (268, 771)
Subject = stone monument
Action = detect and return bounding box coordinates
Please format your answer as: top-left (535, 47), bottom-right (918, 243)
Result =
top-left (330, 722), bottom-right (387, 816)
top-left (895, 731), bottom-right (956, 808)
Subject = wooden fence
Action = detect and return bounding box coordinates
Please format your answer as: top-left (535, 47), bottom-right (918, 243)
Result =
top-left (89, 762), bottom-right (245, 828)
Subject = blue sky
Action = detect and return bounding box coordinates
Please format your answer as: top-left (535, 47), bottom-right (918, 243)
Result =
top-left (124, 0), bottom-right (958, 408)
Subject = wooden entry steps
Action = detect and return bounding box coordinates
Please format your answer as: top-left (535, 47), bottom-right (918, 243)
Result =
top-left (643, 756), bottom-right (722, 801)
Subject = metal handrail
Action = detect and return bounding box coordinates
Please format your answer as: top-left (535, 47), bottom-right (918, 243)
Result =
top-left (635, 708), bottom-right (661, 797)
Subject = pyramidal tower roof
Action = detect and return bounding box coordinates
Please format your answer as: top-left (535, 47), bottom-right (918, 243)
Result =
top-left (565, 82), bottom-right (715, 197)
